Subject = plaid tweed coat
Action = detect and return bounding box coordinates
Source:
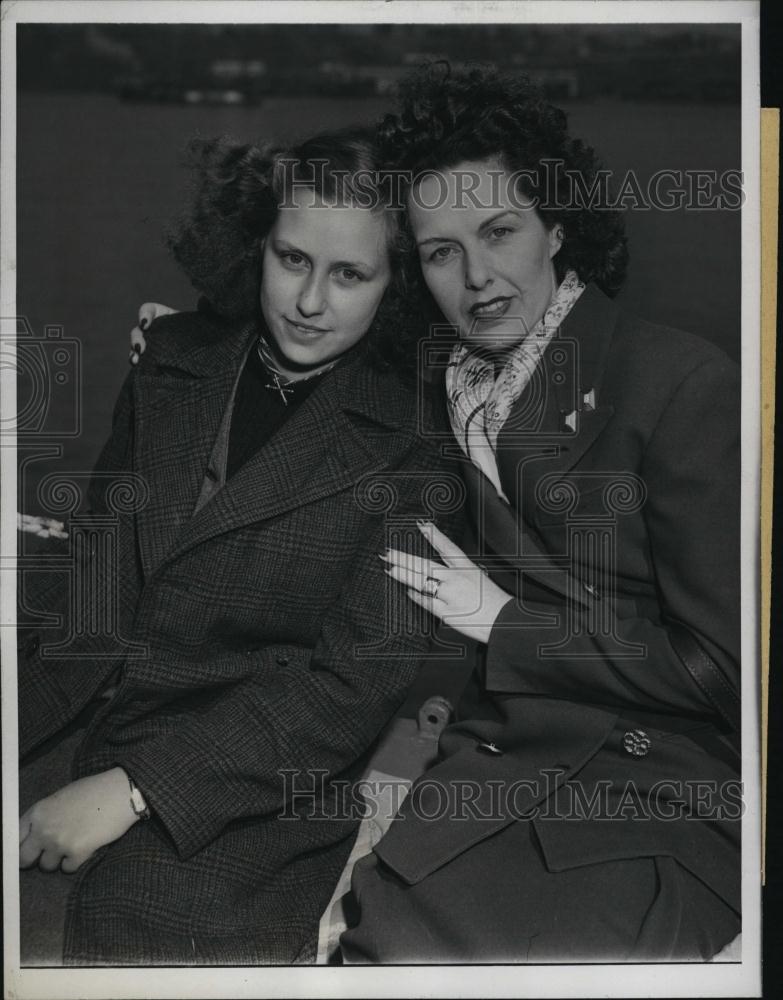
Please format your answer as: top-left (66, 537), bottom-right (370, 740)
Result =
top-left (18, 310), bottom-right (460, 965)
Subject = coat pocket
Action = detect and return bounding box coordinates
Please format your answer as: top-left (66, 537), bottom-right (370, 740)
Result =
top-left (531, 776), bottom-right (740, 912)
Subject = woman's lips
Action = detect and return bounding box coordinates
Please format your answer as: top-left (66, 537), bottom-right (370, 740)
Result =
top-left (469, 296), bottom-right (513, 319)
top-left (283, 316), bottom-right (331, 337)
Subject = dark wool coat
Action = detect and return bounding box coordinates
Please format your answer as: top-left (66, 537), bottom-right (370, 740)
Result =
top-left (356, 285), bottom-right (742, 957)
top-left (17, 311), bottom-right (461, 965)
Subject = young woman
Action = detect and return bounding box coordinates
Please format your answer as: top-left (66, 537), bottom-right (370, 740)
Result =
top-left (17, 127), bottom-right (459, 965)
top-left (339, 65), bottom-right (742, 963)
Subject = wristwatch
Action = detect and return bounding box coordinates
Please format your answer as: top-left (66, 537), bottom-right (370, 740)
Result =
top-left (128, 774), bottom-right (151, 820)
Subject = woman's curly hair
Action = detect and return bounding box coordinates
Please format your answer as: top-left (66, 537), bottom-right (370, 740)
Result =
top-left (167, 126), bottom-right (423, 374)
top-left (377, 62), bottom-right (628, 297)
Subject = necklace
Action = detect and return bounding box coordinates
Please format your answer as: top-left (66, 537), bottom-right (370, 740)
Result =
top-left (256, 336), bottom-right (338, 405)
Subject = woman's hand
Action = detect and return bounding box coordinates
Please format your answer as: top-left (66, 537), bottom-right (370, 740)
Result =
top-left (19, 768), bottom-right (141, 873)
top-left (129, 301), bottom-right (178, 365)
top-left (382, 521), bottom-right (512, 645)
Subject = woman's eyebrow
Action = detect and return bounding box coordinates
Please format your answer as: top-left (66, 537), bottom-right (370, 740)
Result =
top-left (272, 236), bottom-right (377, 275)
top-left (478, 209), bottom-right (522, 233)
top-left (416, 209), bottom-right (523, 248)
top-left (416, 234), bottom-right (455, 248)
top-left (273, 238), bottom-right (309, 258)
top-left (333, 258), bottom-right (373, 274)
top-left (274, 238), bottom-right (375, 274)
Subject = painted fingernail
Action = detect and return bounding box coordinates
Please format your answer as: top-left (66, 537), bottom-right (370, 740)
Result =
top-left (379, 552), bottom-right (390, 561)
top-left (139, 318), bottom-right (149, 331)
top-left (133, 343), bottom-right (142, 354)
top-left (128, 350), bottom-right (137, 365)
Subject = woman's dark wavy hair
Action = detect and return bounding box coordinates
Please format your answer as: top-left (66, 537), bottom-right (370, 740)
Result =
top-left (167, 126), bottom-right (421, 373)
top-left (377, 62), bottom-right (628, 299)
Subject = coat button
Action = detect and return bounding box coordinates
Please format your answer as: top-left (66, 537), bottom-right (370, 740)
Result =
top-left (276, 656), bottom-right (289, 667)
top-left (477, 741), bottom-right (504, 756)
top-left (24, 635), bottom-right (40, 657)
top-left (622, 729), bottom-right (651, 757)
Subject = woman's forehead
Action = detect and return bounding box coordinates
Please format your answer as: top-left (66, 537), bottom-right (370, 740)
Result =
top-left (408, 159), bottom-right (536, 235)
top-left (272, 195), bottom-right (390, 264)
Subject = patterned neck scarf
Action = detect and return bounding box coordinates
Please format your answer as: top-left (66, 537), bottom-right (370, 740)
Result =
top-left (445, 269), bottom-right (585, 500)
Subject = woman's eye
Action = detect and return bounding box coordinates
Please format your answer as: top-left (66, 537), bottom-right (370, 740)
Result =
top-left (336, 268), bottom-right (362, 283)
top-left (427, 245), bottom-right (458, 263)
top-left (281, 252), bottom-right (307, 268)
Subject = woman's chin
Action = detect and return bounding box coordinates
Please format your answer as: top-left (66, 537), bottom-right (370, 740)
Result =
top-left (279, 344), bottom-right (325, 367)
top-left (267, 328), bottom-right (332, 372)
top-left (461, 320), bottom-right (531, 351)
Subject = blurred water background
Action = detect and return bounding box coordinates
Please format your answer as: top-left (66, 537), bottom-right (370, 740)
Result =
top-left (15, 24), bottom-right (741, 512)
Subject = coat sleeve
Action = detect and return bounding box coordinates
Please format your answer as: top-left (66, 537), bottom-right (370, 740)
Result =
top-left (483, 353), bottom-right (741, 719)
top-left (105, 444), bottom-right (463, 860)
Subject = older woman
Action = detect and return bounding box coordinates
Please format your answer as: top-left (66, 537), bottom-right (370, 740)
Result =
top-left (340, 66), bottom-right (741, 963)
top-left (17, 126), bottom-right (459, 965)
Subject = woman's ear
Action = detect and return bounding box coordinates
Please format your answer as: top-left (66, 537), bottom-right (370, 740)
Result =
top-left (549, 224), bottom-right (565, 259)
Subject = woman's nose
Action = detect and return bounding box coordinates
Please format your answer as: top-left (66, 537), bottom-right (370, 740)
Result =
top-left (463, 250), bottom-right (492, 292)
top-left (296, 275), bottom-right (327, 317)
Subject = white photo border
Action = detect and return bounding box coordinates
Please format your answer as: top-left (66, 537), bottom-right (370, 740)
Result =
top-left (1, 2), bottom-right (762, 998)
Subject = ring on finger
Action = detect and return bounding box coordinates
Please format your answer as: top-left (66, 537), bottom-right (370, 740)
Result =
top-left (422, 575), bottom-right (441, 600)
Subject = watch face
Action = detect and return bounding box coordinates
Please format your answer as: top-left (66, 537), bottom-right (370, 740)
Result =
top-left (128, 780), bottom-right (150, 818)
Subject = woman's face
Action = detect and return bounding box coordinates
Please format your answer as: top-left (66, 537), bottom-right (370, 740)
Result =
top-left (260, 191), bottom-right (392, 369)
top-left (407, 159), bottom-right (562, 349)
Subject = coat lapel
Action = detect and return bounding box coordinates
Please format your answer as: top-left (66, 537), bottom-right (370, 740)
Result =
top-left (133, 327), bottom-right (254, 579)
top-left (157, 350), bottom-right (417, 573)
top-left (461, 457), bottom-right (587, 606)
top-left (498, 284), bottom-right (619, 521)
top-left (453, 285), bottom-right (620, 604)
